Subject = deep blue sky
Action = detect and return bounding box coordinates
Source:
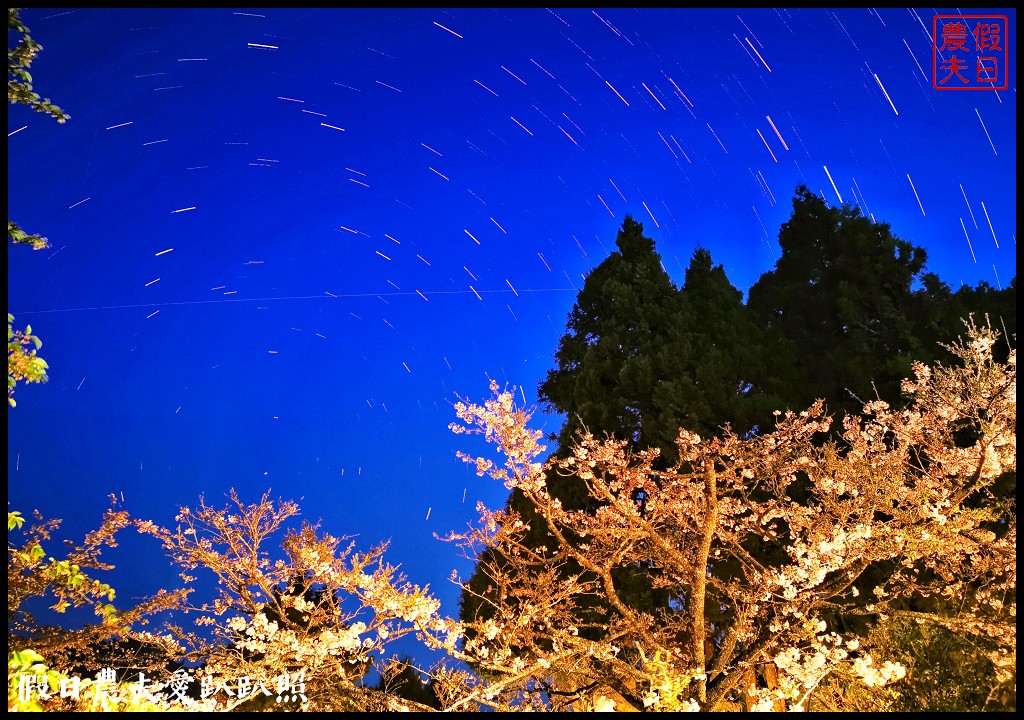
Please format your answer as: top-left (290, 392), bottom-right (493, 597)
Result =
top-left (8, 8), bottom-right (1016, 670)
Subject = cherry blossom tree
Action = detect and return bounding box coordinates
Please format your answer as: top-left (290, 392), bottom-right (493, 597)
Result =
top-left (449, 318), bottom-right (1015, 711)
top-left (124, 490), bottom-right (467, 711)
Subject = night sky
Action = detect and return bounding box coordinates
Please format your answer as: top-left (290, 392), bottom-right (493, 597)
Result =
top-left (8, 8), bottom-right (1016, 669)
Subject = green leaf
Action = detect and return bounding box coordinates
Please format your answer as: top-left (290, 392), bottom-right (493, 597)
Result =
top-left (11, 648), bottom-right (45, 666)
top-left (8, 510), bottom-right (25, 530)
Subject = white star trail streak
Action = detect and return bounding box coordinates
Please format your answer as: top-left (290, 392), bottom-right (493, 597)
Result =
top-left (981, 202), bottom-right (999, 248)
top-left (756, 129), bottom-right (778, 162)
top-left (605, 81), bottom-right (630, 106)
top-left (433, 21), bottom-right (462, 38)
top-left (907, 174), bottom-right (925, 216)
top-left (960, 185), bottom-right (979, 229)
top-left (765, 115), bottom-right (789, 150)
top-left (823, 166), bottom-right (842, 204)
top-left (961, 218), bottom-right (977, 263)
top-left (641, 202), bottom-right (659, 228)
top-left (874, 74), bottom-right (898, 116)
top-left (707, 124), bottom-right (728, 153)
top-left (745, 38), bottom-right (771, 71)
top-left (975, 109), bottom-right (997, 155)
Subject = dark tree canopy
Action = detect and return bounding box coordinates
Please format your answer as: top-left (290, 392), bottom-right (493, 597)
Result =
top-left (749, 186), bottom-right (933, 416)
top-left (538, 215), bottom-right (684, 461)
top-left (673, 247), bottom-right (783, 439)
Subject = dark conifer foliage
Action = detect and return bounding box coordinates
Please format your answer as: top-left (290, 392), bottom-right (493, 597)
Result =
top-left (674, 247), bottom-right (783, 439)
top-left (747, 186), bottom-right (934, 417)
top-left (747, 186), bottom-right (1015, 421)
top-left (538, 215), bottom-right (685, 465)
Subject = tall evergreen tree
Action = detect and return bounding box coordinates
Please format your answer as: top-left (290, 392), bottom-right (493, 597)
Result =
top-left (538, 215), bottom-right (685, 468)
top-left (748, 186), bottom-right (1016, 420)
top-left (673, 247), bottom-right (782, 439)
top-left (747, 186), bottom-right (934, 417)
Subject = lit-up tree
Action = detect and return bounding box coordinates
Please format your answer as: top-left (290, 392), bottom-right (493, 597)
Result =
top-left (450, 319), bottom-right (1015, 710)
